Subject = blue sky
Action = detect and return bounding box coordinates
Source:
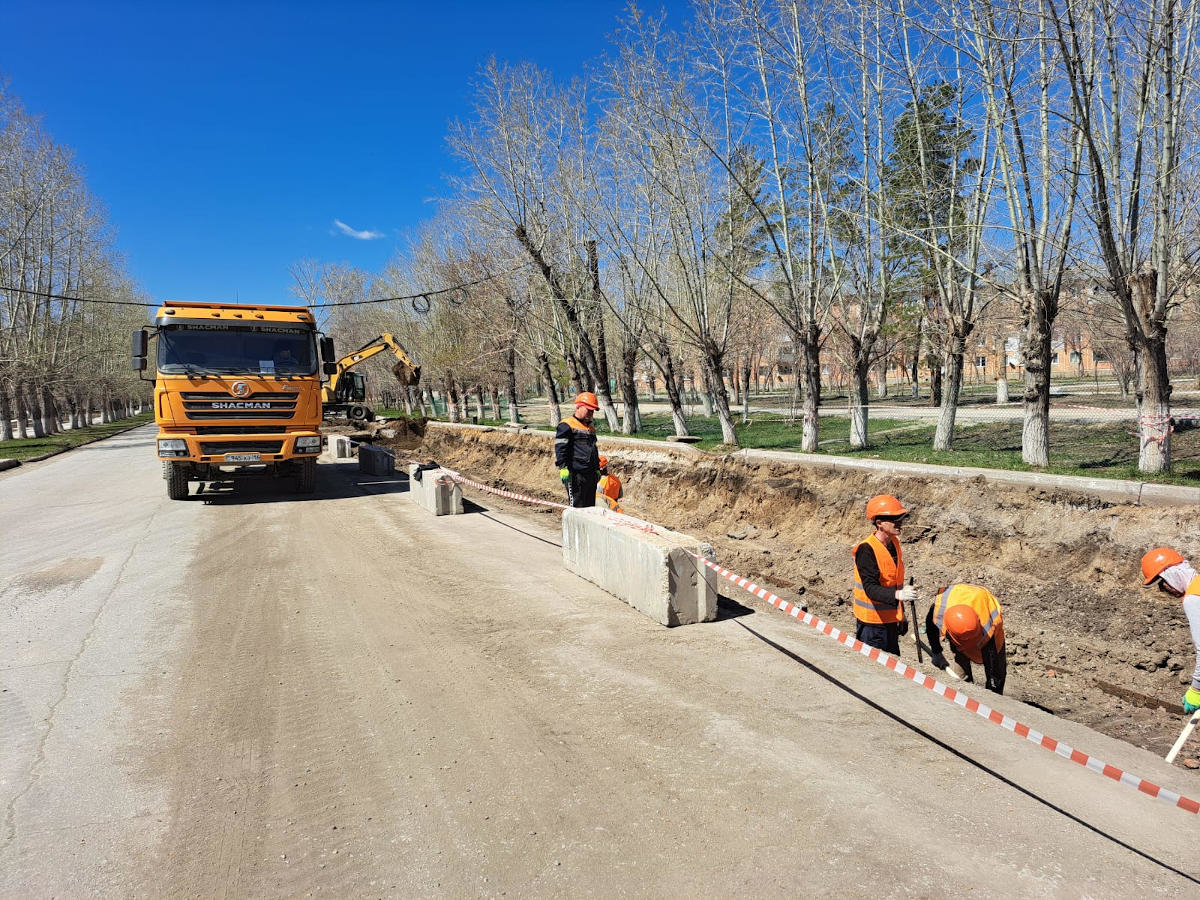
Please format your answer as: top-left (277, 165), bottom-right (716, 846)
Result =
top-left (0, 1), bottom-right (677, 304)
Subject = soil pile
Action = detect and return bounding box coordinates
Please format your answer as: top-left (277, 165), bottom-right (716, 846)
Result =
top-left (325, 416), bottom-right (429, 451)
top-left (413, 423), bottom-right (1200, 763)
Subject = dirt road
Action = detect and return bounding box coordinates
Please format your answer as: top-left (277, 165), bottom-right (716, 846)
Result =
top-left (1, 427), bottom-right (1198, 897)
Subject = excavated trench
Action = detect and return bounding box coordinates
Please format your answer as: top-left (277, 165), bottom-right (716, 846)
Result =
top-left (371, 420), bottom-right (1200, 766)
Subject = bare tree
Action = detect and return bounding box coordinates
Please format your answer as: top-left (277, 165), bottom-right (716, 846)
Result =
top-left (1046, 0), bottom-right (1200, 472)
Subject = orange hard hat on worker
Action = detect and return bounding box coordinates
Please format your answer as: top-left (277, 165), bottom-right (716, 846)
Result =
top-left (599, 455), bottom-right (609, 468)
top-left (866, 494), bottom-right (907, 520)
top-left (944, 605), bottom-right (983, 647)
top-left (1141, 547), bottom-right (1186, 585)
top-left (574, 391), bottom-right (600, 411)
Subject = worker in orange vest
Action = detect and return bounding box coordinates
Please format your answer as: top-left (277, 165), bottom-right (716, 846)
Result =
top-left (852, 494), bottom-right (919, 654)
top-left (596, 456), bottom-right (623, 512)
top-left (1141, 548), bottom-right (1200, 714)
top-left (555, 392), bottom-right (601, 508)
top-left (925, 584), bottom-right (1007, 694)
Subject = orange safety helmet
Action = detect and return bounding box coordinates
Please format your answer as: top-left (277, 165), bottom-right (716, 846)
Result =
top-left (1141, 547), bottom-right (1185, 585)
top-left (866, 494), bottom-right (908, 520)
top-left (599, 455), bottom-right (609, 468)
top-left (944, 605), bottom-right (983, 647)
top-left (574, 391), bottom-right (600, 411)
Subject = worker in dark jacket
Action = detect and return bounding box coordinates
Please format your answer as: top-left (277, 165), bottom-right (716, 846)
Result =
top-left (555, 392), bottom-right (601, 507)
top-left (852, 494), bottom-right (918, 654)
top-left (925, 583), bottom-right (1007, 694)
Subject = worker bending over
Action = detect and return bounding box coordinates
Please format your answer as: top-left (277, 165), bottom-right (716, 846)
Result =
top-left (1141, 548), bottom-right (1200, 714)
top-left (597, 456), bottom-right (623, 512)
top-left (852, 494), bottom-right (919, 654)
top-left (555, 392), bottom-right (601, 508)
top-left (925, 584), bottom-right (1007, 694)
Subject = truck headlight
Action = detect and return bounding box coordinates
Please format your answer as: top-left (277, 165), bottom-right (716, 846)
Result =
top-left (295, 436), bottom-right (322, 452)
top-left (157, 439), bottom-right (189, 457)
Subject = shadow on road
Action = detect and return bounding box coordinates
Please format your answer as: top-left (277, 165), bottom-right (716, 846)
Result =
top-left (732, 619), bottom-right (1199, 888)
top-left (194, 465), bottom-right (410, 505)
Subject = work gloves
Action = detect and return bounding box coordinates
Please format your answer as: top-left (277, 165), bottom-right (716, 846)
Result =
top-left (930, 652), bottom-right (949, 670)
top-left (897, 585), bottom-right (920, 604)
top-left (1184, 687), bottom-right (1200, 714)
top-left (897, 618), bottom-right (909, 636)
top-left (559, 467), bottom-right (570, 483)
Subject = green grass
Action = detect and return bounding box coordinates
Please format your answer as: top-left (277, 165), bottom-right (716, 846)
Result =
top-left (408, 406), bottom-right (1200, 485)
top-left (0, 413), bottom-right (153, 461)
top-left (821, 420), bottom-right (1200, 485)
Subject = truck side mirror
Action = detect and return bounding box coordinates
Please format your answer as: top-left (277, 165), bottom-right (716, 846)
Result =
top-left (323, 362), bottom-right (338, 376)
top-left (131, 329), bottom-right (148, 371)
top-left (321, 337), bottom-right (335, 362)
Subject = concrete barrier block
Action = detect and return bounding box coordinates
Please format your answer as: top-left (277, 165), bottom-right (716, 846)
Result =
top-left (359, 443), bottom-right (395, 475)
top-left (408, 464), bottom-right (464, 515)
top-left (562, 508), bottom-right (717, 626)
top-left (329, 435), bottom-right (355, 459)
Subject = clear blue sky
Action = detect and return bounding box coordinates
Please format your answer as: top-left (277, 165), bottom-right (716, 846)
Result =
top-left (0, 1), bottom-right (679, 305)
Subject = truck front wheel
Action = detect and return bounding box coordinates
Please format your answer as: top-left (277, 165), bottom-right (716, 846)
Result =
top-left (295, 458), bottom-right (317, 494)
top-left (165, 461), bottom-right (190, 500)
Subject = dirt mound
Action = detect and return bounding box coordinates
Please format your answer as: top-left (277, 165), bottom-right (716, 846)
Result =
top-left (410, 423), bottom-right (1200, 763)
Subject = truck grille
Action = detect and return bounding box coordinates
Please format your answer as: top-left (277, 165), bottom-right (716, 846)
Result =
top-left (193, 425), bottom-right (287, 434)
top-left (199, 440), bottom-right (285, 455)
top-left (181, 391), bottom-right (299, 420)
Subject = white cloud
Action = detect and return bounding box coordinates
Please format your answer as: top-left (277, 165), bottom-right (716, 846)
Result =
top-left (333, 219), bottom-right (385, 241)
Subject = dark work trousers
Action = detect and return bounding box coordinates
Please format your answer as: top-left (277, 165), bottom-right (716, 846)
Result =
top-left (856, 621), bottom-right (901, 655)
top-left (955, 645), bottom-right (1007, 695)
top-left (565, 471), bottom-right (599, 508)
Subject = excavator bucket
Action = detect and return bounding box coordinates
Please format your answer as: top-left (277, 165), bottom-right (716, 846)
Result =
top-left (392, 359), bottom-right (421, 388)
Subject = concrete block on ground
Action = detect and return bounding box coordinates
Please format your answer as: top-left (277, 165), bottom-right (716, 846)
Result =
top-left (328, 435), bottom-right (354, 459)
top-left (562, 508), bottom-right (717, 626)
top-left (408, 464), bottom-right (464, 515)
top-left (358, 443), bottom-right (395, 475)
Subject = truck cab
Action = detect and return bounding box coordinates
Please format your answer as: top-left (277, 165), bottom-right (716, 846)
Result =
top-left (133, 301), bottom-right (334, 500)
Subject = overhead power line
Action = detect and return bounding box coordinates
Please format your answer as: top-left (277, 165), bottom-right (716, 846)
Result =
top-left (308, 262), bottom-right (531, 311)
top-left (0, 262), bottom-right (528, 314)
top-left (0, 285), bottom-right (156, 307)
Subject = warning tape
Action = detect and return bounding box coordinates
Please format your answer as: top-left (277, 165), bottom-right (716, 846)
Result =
top-left (690, 553), bottom-right (1200, 816)
top-left (438, 467), bottom-right (569, 510)
top-left (431, 462), bottom-right (1200, 815)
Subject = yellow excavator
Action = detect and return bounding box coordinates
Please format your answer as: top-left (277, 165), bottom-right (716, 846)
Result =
top-left (321, 333), bottom-right (421, 424)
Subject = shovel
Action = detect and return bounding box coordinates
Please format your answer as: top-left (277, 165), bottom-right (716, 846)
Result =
top-left (1166, 708), bottom-right (1200, 764)
top-left (907, 576), bottom-right (923, 664)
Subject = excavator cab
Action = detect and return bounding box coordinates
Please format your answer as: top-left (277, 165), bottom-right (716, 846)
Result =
top-left (336, 371), bottom-right (367, 404)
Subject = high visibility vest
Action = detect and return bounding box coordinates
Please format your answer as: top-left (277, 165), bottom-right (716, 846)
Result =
top-left (852, 535), bottom-right (905, 625)
top-left (933, 584), bottom-right (1005, 664)
top-left (598, 474), bottom-right (622, 502)
top-left (1185, 576), bottom-right (1200, 600)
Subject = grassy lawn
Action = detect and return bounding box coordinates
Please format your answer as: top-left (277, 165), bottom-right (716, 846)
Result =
top-left (0, 413), bottom-right (153, 461)
top-left (822, 420), bottom-right (1200, 485)
top-left (398, 406), bottom-right (1200, 485)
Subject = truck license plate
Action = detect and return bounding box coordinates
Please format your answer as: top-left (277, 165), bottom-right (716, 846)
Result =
top-left (225, 453), bottom-right (261, 463)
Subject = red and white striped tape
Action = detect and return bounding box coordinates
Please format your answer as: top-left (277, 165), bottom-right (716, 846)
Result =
top-left (440, 468), bottom-right (661, 537)
top-left (438, 467), bottom-right (569, 510)
top-left (690, 552), bottom-right (1200, 816)
top-left (430, 463), bottom-right (1200, 814)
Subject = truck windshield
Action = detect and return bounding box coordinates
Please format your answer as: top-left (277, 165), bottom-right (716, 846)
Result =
top-left (158, 324), bottom-right (317, 376)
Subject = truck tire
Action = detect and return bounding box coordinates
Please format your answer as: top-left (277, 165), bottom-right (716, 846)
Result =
top-left (295, 458), bottom-right (317, 494)
top-left (348, 404), bottom-right (370, 425)
top-left (165, 461), bottom-right (190, 500)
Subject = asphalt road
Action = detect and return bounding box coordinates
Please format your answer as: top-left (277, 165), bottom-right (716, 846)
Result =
top-left (1, 426), bottom-right (1198, 898)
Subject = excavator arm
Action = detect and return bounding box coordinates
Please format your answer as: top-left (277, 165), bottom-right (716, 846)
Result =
top-left (322, 333), bottom-right (421, 404)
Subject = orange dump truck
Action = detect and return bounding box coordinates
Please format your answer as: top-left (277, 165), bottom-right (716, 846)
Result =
top-left (132, 301), bottom-right (337, 500)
